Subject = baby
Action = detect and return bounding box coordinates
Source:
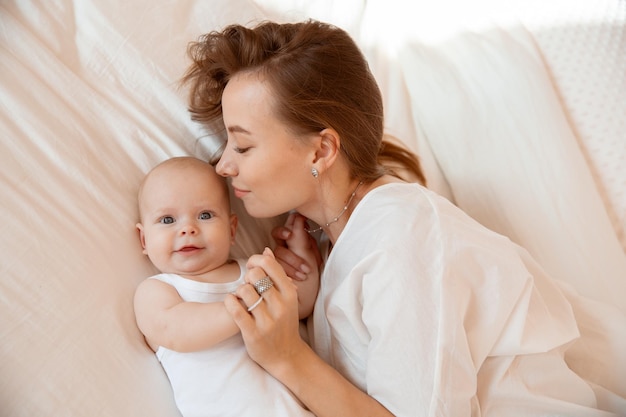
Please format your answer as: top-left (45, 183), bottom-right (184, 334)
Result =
top-left (133, 156), bottom-right (317, 417)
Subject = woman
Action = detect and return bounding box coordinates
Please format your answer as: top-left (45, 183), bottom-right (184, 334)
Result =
top-left (182, 20), bottom-right (623, 417)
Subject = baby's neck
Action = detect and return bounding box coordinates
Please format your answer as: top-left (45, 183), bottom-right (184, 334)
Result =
top-left (177, 259), bottom-right (241, 284)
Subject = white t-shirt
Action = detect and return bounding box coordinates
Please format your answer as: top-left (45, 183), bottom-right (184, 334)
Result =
top-left (151, 259), bottom-right (313, 417)
top-left (310, 183), bottom-right (618, 416)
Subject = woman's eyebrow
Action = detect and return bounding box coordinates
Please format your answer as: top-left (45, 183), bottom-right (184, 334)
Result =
top-left (227, 125), bottom-right (251, 134)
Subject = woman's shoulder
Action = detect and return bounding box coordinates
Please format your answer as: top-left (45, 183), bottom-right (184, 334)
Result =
top-left (349, 181), bottom-right (504, 248)
top-left (342, 182), bottom-right (441, 244)
top-left (356, 181), bottom-right (449, 217)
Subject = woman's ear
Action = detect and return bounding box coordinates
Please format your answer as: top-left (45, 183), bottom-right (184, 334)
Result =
top-left (313, 128), bottom-right (341, 173)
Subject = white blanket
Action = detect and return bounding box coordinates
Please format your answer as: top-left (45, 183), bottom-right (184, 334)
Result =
top-left (1, 1), bottom-right (624, 415)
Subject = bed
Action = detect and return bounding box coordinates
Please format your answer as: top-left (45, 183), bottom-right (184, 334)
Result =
top-left (1, 0), bottom-right (625, 415)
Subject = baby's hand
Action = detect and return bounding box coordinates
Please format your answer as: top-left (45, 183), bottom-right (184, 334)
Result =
top-left (284, 213), bottom-right (319, 278)
top-left (272, 213), bottom-right (321, 281)
top-left (284, 212), bottom-right (312, 252)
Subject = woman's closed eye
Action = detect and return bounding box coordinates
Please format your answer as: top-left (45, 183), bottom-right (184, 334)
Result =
top-left (233, 146), bottom-right (250, 154)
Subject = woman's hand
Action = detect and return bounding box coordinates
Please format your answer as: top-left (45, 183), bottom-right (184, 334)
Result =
top-left (224, 248), bottom-right (308, 373)
top-left (224, 248), bottom-right (394, 417)
top-left (271, 212), bottom-right (322, 281)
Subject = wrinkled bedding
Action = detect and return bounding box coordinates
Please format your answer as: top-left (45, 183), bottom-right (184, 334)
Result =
top-left (1, 1), bottom-right (624, 415)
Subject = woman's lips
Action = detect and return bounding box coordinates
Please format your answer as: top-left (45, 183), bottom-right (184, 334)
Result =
top-left (232, 187), bottom-right (250, 199)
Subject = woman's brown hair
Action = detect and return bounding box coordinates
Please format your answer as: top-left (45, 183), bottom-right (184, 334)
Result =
top-left (182, 19), bottom-right (425, 185)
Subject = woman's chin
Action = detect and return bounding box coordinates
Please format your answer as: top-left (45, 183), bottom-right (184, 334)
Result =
top-left (242, 202), bottom-right (286, 219)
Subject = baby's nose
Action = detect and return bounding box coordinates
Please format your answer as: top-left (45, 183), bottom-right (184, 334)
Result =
top-left (180, 223), bottom-right (198, 235)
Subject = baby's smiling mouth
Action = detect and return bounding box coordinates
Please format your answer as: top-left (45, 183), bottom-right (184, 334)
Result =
top-left (178, 246), bottom-right (201, 252)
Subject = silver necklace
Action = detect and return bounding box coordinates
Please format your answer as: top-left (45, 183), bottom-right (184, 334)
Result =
top-left (307, 181), bottom-right (363, 234)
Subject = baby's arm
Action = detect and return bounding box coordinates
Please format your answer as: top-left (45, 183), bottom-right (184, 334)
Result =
top-left (134, 279), bottom-right (239, 353)
top-left (283, 213), bottom-right (320, 319)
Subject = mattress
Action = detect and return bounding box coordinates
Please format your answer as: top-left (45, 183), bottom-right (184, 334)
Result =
top-left (1, 1), bottom-right (624, 415)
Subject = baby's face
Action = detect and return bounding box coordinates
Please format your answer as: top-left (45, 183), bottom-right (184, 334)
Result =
top-left (137, 162), bottom-right (236, 277)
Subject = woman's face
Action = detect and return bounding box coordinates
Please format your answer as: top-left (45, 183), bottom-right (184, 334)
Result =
top-left (216, 73), bottom-right (318, 218)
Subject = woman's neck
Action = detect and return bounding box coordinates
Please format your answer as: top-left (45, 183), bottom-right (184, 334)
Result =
top-left (314, 174), bottom-right (402, 244)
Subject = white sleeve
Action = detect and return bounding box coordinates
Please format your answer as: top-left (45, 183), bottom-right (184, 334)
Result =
top-left (358, 218), bottom-right (578, 416)
top-left (359, 246), bottom-right (479, 416)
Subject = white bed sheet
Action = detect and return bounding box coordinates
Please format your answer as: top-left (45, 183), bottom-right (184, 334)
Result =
top-left (1, 1), bottom-right (624, 416)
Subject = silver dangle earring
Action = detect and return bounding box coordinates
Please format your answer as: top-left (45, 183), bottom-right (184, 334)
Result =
top-left (311, 167), bottom-right (319, 178)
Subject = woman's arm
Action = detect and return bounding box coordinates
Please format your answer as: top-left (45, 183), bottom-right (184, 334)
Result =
top-left (271, 341), bottom-right (393, 417)
top-left (224, 248), bottom-right (394, 417)
top-left (134, 279), bottom-right (239, 353)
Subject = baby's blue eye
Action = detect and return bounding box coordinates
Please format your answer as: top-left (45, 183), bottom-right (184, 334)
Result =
top-left (199, 212), bottom-right (213, 220)
top-left (160, 216), bottom-right (175, 224)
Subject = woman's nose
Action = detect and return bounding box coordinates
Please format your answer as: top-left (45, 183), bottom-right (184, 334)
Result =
top-left (216, 147), bottom-right (236, 177)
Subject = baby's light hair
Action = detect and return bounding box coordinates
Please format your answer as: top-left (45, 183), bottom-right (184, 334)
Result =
top-left (137, 156), bottom-right (230, 221)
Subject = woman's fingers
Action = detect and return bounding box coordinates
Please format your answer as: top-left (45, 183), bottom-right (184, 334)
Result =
top-left (284, 211), bottom-right (297, 229)
top-left (224, 293), bottom-right (256, 333)
top-left (271, 225), bottom-right (290, 247)
top-left (247, 248), bottom-right (293, 289)
top-left (224, 276), bottom-right (268, 329)
top-left (271, 214), bottom-right (317, 281)
top-left (246, 250), bottom-right (299, 313)
top-left (272, 246), bottom-right (308, 280)
top-left (224, 248), bottom-right (306, 373)
top-left (238, 260), bottom-right (293, 316)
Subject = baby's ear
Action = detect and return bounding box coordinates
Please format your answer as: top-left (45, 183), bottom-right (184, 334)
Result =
top-left (229, 213), bottom-right (238, 245)
top-left (136, 223), bottom-right (148, 253)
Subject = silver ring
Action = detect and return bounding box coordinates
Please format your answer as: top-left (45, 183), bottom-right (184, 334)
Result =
top-left (247, 297), bottom-right (263, 312)
top-left (252, 276), bottom-right (274, 295)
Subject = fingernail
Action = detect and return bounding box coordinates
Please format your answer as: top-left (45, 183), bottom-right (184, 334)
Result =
top-left (295, 271), bottom-right (307, 280)
top-left (281, 230), bottom-right (290, 239)
top-left (300, 264), bottom-right (311, 274)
